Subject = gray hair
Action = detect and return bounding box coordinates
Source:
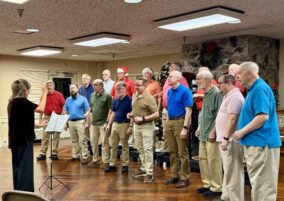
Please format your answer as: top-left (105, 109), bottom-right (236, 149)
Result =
top-left (240, 62), bottom-right (259, 74)
top-left (115, 81), bottom-right (126, 88)
top-left (82, 74), bottom-right (91, 80)
top-left (93, 79), bottom-right (103, 86)
top-left (46, 80), bottom-right (54, 85)
top-left (197, 70), bottom-right (213, 80)
top-left (170, 70), bottom-right (182, 81)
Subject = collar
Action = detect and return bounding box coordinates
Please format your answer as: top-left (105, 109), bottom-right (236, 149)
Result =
top-left (205, 86), bottom-right (216, 95)
top-left (96, 89), bottom-right (105, 96)
top-left (248, 78), bottom-right (261, 91)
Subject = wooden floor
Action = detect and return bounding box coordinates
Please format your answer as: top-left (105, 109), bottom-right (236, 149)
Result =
top-left (0, 139), bottom-right (283, 201)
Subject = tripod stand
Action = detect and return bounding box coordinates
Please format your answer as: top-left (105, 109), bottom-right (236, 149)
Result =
top-left (39, 132), bottom-right (70, 196)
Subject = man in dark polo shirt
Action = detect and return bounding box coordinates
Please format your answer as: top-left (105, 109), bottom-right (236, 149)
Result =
top-left (37, 80), bottom-right (65, 161)
top-left (88, 79), bottom-right (112, 169)
top-left (104, 81), bottom-right (132, 174)
top-left (164, 71), bottom-right (193, 188)
top-left (131, 78), bottom-right (159, 183)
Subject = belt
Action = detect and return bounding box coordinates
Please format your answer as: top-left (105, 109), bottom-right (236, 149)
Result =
top-left (114, 121), bottom-right (130, 124)
top-left (169, 116), bottom-right (184, 120)
top-left (69, 118), bottom-right (84, 122)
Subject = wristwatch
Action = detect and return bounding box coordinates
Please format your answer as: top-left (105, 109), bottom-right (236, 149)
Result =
top-left (183, 126), bottom-right (189, 129)
top-left (223, 136), bottom-right (230, 141)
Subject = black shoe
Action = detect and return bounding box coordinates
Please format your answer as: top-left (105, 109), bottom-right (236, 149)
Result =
top-left (36, 154), bottom-right (46, 161)
top-left (203, 190), bottom-right (222, 197)
top-left (104, 166), bottom-right (117, 173)
top-left (67, 157), bottom-right (80, 162)
top-left (49, 154), bottom-right (58, 160)
top-left (88, 141), bottom-right (93, 155)
top-left (197, 187), bottom-right (210, 193)
top-left (121, 166), bottom-right (128, 174)
top-left (165, 178), bottom-right (179, 185)
top-left (176, 179), bottom-right (190, 188)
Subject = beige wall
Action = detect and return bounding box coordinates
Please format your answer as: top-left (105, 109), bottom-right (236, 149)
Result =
top-left (103, 53), bottom-right (182, 79)
top-left (279, 39), bottom-right (284, 109)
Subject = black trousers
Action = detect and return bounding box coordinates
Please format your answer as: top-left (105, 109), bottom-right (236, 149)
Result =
top-left (11, 141), bottom-right (34, 192)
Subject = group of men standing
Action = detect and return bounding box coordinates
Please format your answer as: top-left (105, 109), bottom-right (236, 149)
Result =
top-left (35, 61), bottom-right (281, 201)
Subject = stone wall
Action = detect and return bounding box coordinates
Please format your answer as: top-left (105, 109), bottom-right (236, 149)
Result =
top-left (181, 35), bottom-right (279, 85)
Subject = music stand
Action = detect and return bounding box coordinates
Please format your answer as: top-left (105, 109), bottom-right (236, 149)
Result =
top-left (39, 132), bottom-right (70, 196)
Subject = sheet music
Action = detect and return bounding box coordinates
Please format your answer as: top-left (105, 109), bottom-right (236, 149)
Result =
top-left (45, 112), bottom-right (69, 132)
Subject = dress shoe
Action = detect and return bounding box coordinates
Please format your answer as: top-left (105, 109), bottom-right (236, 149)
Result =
top-left (132, 169), bottom-right (146, 178)
top-left (88, 160), bottom-right (101, 167)
top-left (203, 190), bottom-right (222, 197)
top-left (165, 177), bottom-right (179, 185)
top-left (100, 163), bottom-right (109, 169)
top-left (197, 187), bottom-right (210, 193)
top-left (67, 157), bottom-right (80, 162)
top-left (104, 166), bottom-right (117, 173)
top-left (121, 166), bottom-right (129, 174)
top-left (49, 154), bottom-right (58, 160)
top-left (144, 174), bottom-right (154, 183)
top-left (36, 154), bottom-right (46, 161)
top-left (175, 179), bottom-right (190, 188)
top-left (81, 158), bottom-right (89, 165)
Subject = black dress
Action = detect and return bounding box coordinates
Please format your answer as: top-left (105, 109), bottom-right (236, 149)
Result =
top-left (7, 97), bottom-right (38, 192)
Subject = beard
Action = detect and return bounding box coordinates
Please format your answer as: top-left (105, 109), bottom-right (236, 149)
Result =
top-left (71, 92), bottom-right (77, 99)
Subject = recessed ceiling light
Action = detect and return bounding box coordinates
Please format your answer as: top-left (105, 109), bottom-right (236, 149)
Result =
top-left (26, 28), bottom-right (39, 33)
top-left (71, 54), bottom-right (78, 57)
top-left (155, 6), bottom-right (244, 31)
top-left (71, 32), bottom-right (131, 47)
top-left (227, 19), bottom-right (241, 24)
top-left (18, 46), bottom-right (64, 57)
top-left (124, 0), bottom-right (142, 3)
top-left (0, 0), bottom-right (30, 4)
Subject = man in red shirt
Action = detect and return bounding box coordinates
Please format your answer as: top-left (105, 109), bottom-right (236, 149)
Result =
top-left (111, 66), bottom-right (135, 98)
top-left (37, 80), bottom-right (65, 161)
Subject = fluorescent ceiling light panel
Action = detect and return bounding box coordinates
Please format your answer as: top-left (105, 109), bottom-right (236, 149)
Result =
top-left (71, 32), bottom-right (131, 47)
top-left (155, 6), bottom-right (244, 31)
top-left (18, 46), bottom-right (63, 57)
top-left (0, 0), bottom-right (30, 4)
top-left (124, 0), bottom-right (142, 3)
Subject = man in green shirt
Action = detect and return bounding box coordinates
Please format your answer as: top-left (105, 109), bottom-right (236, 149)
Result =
top-left (88, 79), bottom-right (112, 169)
top-left (195, 70), bottom-right (223, 197)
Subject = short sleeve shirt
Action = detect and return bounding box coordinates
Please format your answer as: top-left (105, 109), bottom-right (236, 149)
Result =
top-left (112, 95), bottom-right (132, 123)
top-left (65, 94), bottom-right (89, 120)
top-left (238, 78), bottom-right (282, 148)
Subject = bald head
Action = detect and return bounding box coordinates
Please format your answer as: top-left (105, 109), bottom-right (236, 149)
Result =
top-left (228, 64), bottom-right (240, 77)
top-left (198, 66), bottom-right (210, 73)
top-left (102, 69), bottom-right (111, 81)
top-left (238, 62), bottom-right (259, 87)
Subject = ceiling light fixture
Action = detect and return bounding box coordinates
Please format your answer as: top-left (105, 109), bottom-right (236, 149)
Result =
top-left (0, 0), bottom-right (30, 4)
top-left (124, 0), bottom-right (142, 3)
top-left (155, 6), bottom-right (244, 31)
top-left (26, 28), bottom-right (39, 33)
top-left (18, 46), bottom-right (64, 57)
top-left (71, 32), bottom-right (131, 47)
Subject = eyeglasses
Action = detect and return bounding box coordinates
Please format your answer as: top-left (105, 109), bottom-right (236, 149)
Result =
top-left (218, 81), bottom-right (226, 85)
top-left (135, 84), bottom-right (143, 87)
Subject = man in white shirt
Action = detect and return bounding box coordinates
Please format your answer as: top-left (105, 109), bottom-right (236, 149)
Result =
top-left (102, 69), bottom-right (115, 94)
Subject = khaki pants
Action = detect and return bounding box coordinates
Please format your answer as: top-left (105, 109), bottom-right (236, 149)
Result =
top-left (40, 115), bottom-right (61, 155)
top-left (161, 108), bottom-right (168, 150)
top-left (134, 122), bottom-right (154, 175)
top-left (109, 122), bottom-right (129, 166)
top-left (165, 119), bottom-right (190, 180)
top-left (68, 120), bottom-right (89, 159)
top-left (244, 146), bottom-right (280, 201)
top-left (90, 124), bottom-right (110, 163)
top-left (219, 141), bottom-right (244, 201)
top-left (199, 141), bottom-right (222, 192)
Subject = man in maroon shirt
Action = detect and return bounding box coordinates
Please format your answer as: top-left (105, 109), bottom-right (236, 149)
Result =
top-left (37, 80), bottom-right (65, 160)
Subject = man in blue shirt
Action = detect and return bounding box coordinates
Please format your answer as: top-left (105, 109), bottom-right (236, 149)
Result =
top-left (164, 71), bottom-right (193, 188)
top-left (104, 82), bottom-right (132, 174)
top-left (234, 62), bottom-right (282, 201)
top-left (78, 74), bottom-right (94, 154)
top-left (65, 84), bottom-right (90, 164)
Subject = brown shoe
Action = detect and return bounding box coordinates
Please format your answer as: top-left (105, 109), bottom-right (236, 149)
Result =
top-left (176, 179), bottom-right (190, 188)
top-left (144, 174), bottom-right (154, 183)
top-left (100, 163), bottom-right (109, 169)
top-left (81, 158), bottom-right (89, 165)
top-left (165, 177), bottom-right (179, 185)
top-left (88, 160), bottom-right (101, 167)
top-left (132, 169), bottom-right (146, 178)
